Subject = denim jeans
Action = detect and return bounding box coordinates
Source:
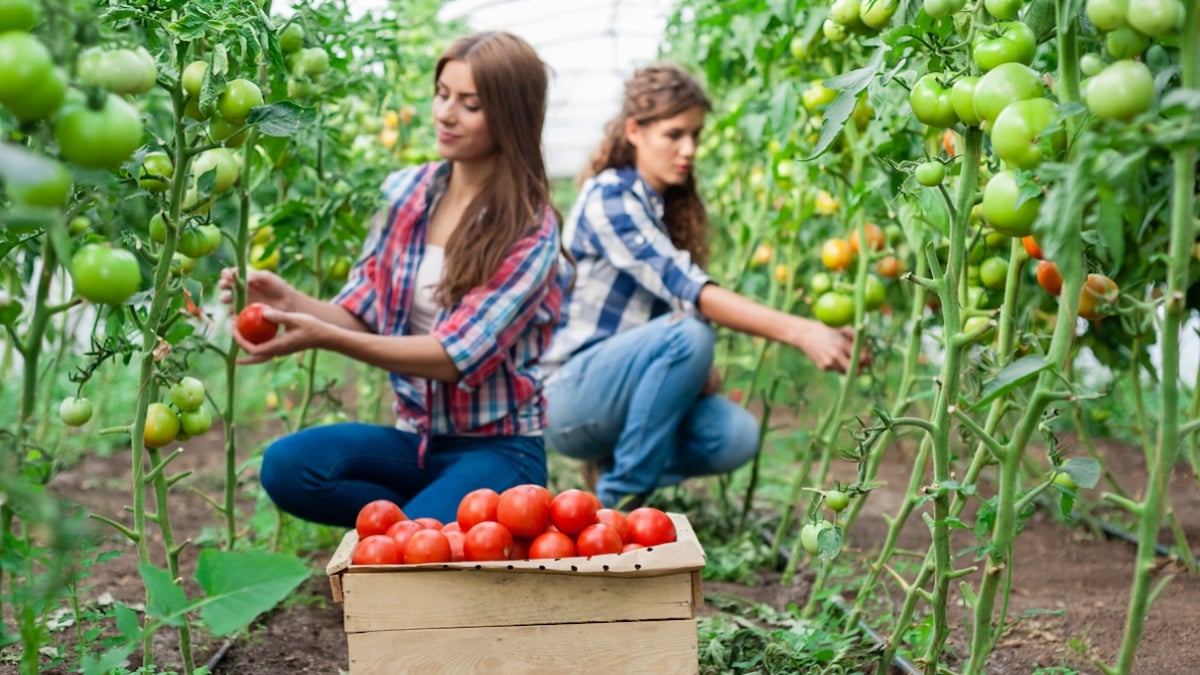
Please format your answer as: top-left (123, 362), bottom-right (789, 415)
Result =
top-left (545, 313), bottom-right (760, 508)
top-left (259, 423), bottom-right (547, 527)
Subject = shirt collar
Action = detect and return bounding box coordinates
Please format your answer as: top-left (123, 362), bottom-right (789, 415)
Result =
top-left (615, 166), bottom-right (664, 218)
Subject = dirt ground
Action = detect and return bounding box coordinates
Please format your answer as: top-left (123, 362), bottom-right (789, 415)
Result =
top-left (5, 420), bottom-right (1200, 674)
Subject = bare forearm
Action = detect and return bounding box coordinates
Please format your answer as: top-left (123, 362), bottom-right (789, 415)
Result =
top-left (696, 284), bottom-right (801, 344)
top-left (322, 329), bottom-right (460, 382)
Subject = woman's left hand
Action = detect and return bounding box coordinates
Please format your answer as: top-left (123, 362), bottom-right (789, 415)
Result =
top-left (233, 306), bottom-right (331, 364)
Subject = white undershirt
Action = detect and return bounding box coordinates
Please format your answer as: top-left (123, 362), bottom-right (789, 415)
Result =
top-left (408, 245), bottom-right (444, 336)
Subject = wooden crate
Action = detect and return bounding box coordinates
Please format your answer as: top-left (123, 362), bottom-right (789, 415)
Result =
top-left (326, 513), bottom-right (706, 674)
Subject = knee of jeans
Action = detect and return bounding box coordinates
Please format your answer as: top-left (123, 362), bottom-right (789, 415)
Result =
top-left (718, 412), bottom-right (761, 472)
top-left (668, 315), bottom-right (715, 366)
top-left (259, 439), bottom-right (297, 501)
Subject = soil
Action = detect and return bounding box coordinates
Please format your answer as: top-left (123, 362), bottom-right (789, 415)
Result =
top-left (4, 419), bottom-right (1199, 674)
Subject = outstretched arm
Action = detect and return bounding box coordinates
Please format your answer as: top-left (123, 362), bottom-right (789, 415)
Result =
top-left (695, 284), bottom-right (858, 373)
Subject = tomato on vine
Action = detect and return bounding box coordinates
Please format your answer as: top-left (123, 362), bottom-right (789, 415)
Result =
top-left (915, 161), bottom-right (945, 187)
top-left (71, 244), bottom-right (141, 305)
top-left (972, 22), bottom-right (1037, 72)
top-left (1085, 60), bottom-right (1154, 121)
top-left (909, 74), bottom-right (959, 128)
top-left (814, 292), bottom-right (854, 327)
top-left (236, 303), bottom-right (280, 345)
top-left (58, 397), bottom-right (93, 427)
top-left (982, 170), bottom-right (1041, 236)
top-left (144, 402), bottom-right (181, 449)
top-left (991, 98), bottom-right (1063, 169)
top-left (821, 238), bottom-right (854, 271)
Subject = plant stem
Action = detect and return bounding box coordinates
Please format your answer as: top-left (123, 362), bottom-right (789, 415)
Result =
top-left (1112, 4), bottom-right (1196, 669)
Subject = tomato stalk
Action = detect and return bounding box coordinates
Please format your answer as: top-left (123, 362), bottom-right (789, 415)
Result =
top-left (1108, 3), bottom-right (1197, 669)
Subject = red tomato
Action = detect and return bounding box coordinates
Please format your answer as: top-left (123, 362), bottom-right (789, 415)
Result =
top-left (550, 489), bottom-right (598, 535)
top-left (456, 488), bottom-right (500, 532)
top-left (576, 523), bottom-right (623, 557)
top-left (463, 521), bottom-right (514, 562)
top-left (444, 530), bottom-right (466, 562)
top-left (512, 483), bottom-right (553, 505)
top-left (622, 542), bottom-right (645, 553)
top-left (356, 500), bottom-right (405, 538)
top-left (236, 303), bottom-right (279, 345)
top-left (352, 535), bottom-right (401, 565)
top-left (385, 520), bottom-right (422, 560)
top-left (510, 537), bottom-right (532, 561)
top-left (414, 517), bottom-right (443, 530)
top-left (1022, 235), bottom-right (1043, 260)
top-left (497, 485), bottom-right (552, 538)
top-left (529, 531), bottom-right (577, 559)
top-left (441, 521), bottom-right (461, 533)
top-left (626, 508), bottom-right (677, 546)
top-left (596, 509), bottom-right (631, 544)
top-left (404, 529), bottom-right (451, 564)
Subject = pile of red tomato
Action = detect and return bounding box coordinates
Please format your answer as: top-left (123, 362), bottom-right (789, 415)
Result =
top-left (350, 486), bottom-right (679, 566)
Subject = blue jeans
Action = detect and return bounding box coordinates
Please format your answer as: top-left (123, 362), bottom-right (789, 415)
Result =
top-left (260, 423), bottom-right (547, 527)
top-left (545, 314), bottom-right (760, 508)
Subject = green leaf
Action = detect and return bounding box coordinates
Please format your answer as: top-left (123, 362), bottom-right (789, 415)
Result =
top-left (817, 526), bottom-right (842, 563)
top-left (194, 550), bottom-right (310, 637)
top-left (0, 297), bottom-right (22, 326)
top-left (1059, 492), bottom-right (1075, 517)
top-left (970, 355), bottom-right (1051, 410)
top-left (803, 50), bottom-right (883, 161)
top-left (1062, 457), bottom-right (1101, 489)
top-left (1033, 162), bottom-right (1087, 299)
top-left (247, 102), bottom-right (318, 138)
top-left (139, 563), bottom-right (189, 627)
top-left (80, 646), bottom-right (135, 675)
top-left (114, 601), bottom-right (141, 641)
top-left (768, 82), bottom-right (798, 147)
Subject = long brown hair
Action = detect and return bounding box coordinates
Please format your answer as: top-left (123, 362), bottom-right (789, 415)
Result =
top-left (582, 63), bottom-right (712, 268)
top-left (434, 32), bottom-right (554, 306)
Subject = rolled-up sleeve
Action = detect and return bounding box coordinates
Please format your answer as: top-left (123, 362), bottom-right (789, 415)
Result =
top-left (433, 212), bottom-right (560, 390)
top-left (332, 210), bottom-right (386, 330)
top-left (587, 183), bottom-right (710, 308)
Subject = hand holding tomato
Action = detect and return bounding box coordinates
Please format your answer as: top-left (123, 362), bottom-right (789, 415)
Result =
top-left (217, 267), bottom-right (296, 313)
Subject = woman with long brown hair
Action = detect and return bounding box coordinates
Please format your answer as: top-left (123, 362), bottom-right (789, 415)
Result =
top-left (544, 63), bottom-right (858, 510)
top-left (218, 32), bottom-right (564, 526)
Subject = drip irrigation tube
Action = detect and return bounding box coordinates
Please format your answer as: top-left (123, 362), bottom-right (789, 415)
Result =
top-left (205, 638), bottom-right (234, 672)
top-left (761, 527), bottom-right (921, 675)
top-left (1033, 494), bottom-right (1174, 558)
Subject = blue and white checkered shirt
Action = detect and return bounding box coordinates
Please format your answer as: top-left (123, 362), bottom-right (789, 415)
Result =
top-left (544, 166), bottom-right (711, 372)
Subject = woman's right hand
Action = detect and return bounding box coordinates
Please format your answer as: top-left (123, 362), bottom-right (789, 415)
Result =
top-left (217, 268), bottom-right (296, 314)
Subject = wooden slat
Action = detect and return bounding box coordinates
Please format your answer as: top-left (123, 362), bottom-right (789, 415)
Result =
top-left (347, 619), bottom-right (699, 675)
top-left (343, 570), bottom-right (695, 633)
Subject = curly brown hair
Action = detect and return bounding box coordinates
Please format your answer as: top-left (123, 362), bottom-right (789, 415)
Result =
top-left (581, 63), bottom-right (712, 269)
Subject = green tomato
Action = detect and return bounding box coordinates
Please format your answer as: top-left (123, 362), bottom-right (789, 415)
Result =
top-left (830, 0), bottom-right (861, 25)
top-left (984, 0), bottom-right (1023, 19)
top-left (963, 316), bottom-right (996, 343)
top-left (171, 253), bottom-right (196, 276)
top-left (1080, 53), bottom-right (1106, 77)
top-left (1086, 60), bottom-right (1154, 121)
top-left (814, 292), bottom-right (855, 327)
top-left (178, 224), bottom-right (222, 258)
top-left (924, 0), bottom-right (966, 17)
top-left (0, 31), bottom-right (54, 107)
top-left (789, 35), bottom-right (808, 60)
top-left (218, 79), bottom-right (263, 124)
top-left (7, 159), bottom-right (70, 208)
top-left (148, 211), bottom-right (167, 244)
top-left (182, 60), bottom-right (207, 99)
top-left (809, 272), bottom-right (833, 296)
top-left (950, 76), bottom-right (982, 126)
top-left (860, 0), bottom-right (899, 29)
top-left (169, 376), bottom-right (206, 411)
top-left (329, 256), bottom-right (352, 282)
top-left (1086, 0), bottom-right (1128, 30)
top-left (78, 48), bottom-right (156, 96)
top-left (71, 244), bottom-right (141, 305)
top-left (139, 151), bottom-right (174, 192)
top-left (825, 490), bottom-right (850, 512)
top-left (982, 170), bottom-right (1041, 236)
top-left (973, 63), bottom-right (1045, 127)
top-left (180, 406), bottom-right (213, 436)
top-left (143, 402), bottom-right (180, 449)
top-left (801, 520), bottom-right (833, 555)
top-left (822, 18), bottom-right (849, 42)
top-left (863, 275), bottom-right (886, 311)
top-left (1052, 471), bottom-right (1077, 490)
top-left (287, 77), bottom-right (318, 100)
top-left (59, 397), bottom-right (93, 427)
top-left (6, 64), bottom-right (64, 122)
top-left (0, 0), bottom-right (38, 32)
top-left (991, 97), bottom-right (1062, 169)
top-left (980, 256), bottom-right (1009, 289)
top-left (69, 215), bottom-right (91, 236)
top-left (973, 21), bottom-right (1037, 72)
top-left (279, 22), bottom-right (305, 53)
top-left (56, 94), bottom-right (144, 170)
top-left (298, 48), bottom-right (330, 76)
top-left (1105, 27), bottom-right (1149, 59)
top-left (209, 116), bottom-right (248, 147)
top-left (1126, 0), bottom-right (1181, 36)
top-left (191, 148), bottom-right (240, 194)
top-left (915, 161), bottom-right (945, 187)
top-left (909, 74), bottom-right (959, 128)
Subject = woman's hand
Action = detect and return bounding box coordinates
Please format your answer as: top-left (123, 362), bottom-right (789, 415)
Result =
top-left (788, 317), bottom-right (866, 374)
top-left (217, 267), bottom-right (296, 314)
top-left (231, 306), bottom-right (332, 365)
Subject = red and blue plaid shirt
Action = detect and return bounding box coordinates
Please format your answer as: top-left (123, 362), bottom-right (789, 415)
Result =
top-left (334, 162), bottom-right (562, 444)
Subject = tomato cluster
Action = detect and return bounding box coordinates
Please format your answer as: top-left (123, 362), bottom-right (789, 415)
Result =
top-left (811, 222), bottom-right (894, 327)
top-left (350, 488), bottom-right (679, 566)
